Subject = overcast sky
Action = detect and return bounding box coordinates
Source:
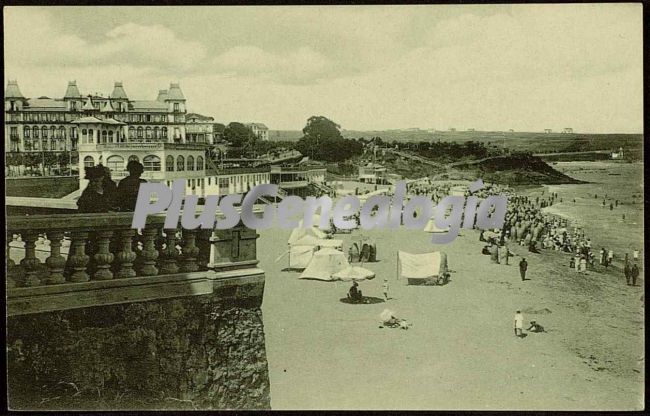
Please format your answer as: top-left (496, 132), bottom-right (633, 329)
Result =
top-left (4, 5), bottom-right (643, 133)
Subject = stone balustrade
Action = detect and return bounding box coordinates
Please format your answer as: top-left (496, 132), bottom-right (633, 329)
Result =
top-left (6, 212), bottom-right (263, 316)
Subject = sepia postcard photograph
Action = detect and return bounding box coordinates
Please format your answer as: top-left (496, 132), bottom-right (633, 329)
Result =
top-left (3, 3), bottom-right (644, 411)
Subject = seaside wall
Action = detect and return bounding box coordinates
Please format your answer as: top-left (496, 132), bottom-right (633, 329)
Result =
top-left (7, 290), bottom-right (270, 410)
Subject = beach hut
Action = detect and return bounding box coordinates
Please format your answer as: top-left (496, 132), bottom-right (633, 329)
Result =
top-left (397, 250), bottom-right (449, 285)
top-left (299, 248), bottom-right (349, 281)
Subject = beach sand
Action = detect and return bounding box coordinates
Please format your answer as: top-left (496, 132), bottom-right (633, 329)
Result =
top-left (259, 225), bottom-right (644, 410)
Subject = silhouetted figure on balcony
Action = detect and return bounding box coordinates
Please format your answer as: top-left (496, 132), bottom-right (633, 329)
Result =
top-left (77, 166), bottom-right (114, 213)
top-left (98, 164), bottom-right (119, 211)
top-left (117, 161), bottom-right (147, 211)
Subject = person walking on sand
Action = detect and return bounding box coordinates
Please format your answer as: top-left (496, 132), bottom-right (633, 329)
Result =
top-left (608, 249), bottom-right (614, 266)
top-left (514, 311), bottom-right (524, 337)
top-left (382, 278), bottom-right (389, 301)
top-left (631, 264), bottom-right (639, 286)
top-left (519, 258), bottom-right (528, 281)
top-left (600, 248), bottom-right (607, 266)
top-left (624, 262), bottom-right (632, 285)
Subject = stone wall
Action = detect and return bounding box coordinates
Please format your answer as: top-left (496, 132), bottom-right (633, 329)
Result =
top-left (7, 292), bottom-right (270, 410)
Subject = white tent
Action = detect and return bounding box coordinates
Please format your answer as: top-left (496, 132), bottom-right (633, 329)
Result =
top-left (299, 248), bottom-right (349, 281)
top-left (397, 250), bottom-right (449, 285)
top-left (424, 218), bottom-right (450, 233)
top-left (333, 266), bottom-right (375, 282)
top-left (288, 226), bottom-right (328, 245)
top-left (317, 239), bottom-right (343, 250)
top-left (287, 245), bottom-right (318, 270)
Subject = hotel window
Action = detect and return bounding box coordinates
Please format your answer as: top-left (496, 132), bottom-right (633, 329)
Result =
top-left (208, 177), bottom-right (211, 185)
top-left (166, 155), bottom-right (174, 171)
top-left (107, 155), bottom-right (124, 171)
top-left (42, 126), bottom-right (48, 138)
top-left (154, 127), bottom-right (159, 139)
top-left (187, 156), bottom-right (194, 171)
top-left (137, 127), bottom-right (143, 139)
top-left (33, 126), bottom-right (39, 138)
top-left (177, 155), bottom-right (185, 171)
top-left (24, 126), bottom-right (30, 138)
top-left (174, 103), bottom-right (179, 112)
top-left (84, 156), bottom-right (95, 168)
top-left (146, 127), bottom-right (152, 139)
top-left (162, 127), bottom-right (168, 138)
top-left (50, 126), bottom-right (56, 138)
top-left (143, 155), bottom-right (161, 172)
top-left (196, 156), bottom-right (204, 171)
top-left (102, 130), bottom-right (108, 143)
top-left (146, 115), bottom-right (152, 122)
top-left (174, 128), bottom-right (180, 139)
top-left (60, 127), bottom-right (66, 139)
top-left (24, 138), bottom-right (32, 151)
top-left (108, 130), bottom-right (114, 143)
top-left (129, 127), bottom-right (135, 139)
top-left (161, 115), bottom-right (166, 122)
top-left (138, 114), bottom-right (143, 122)
top-left (50, 139), bottom-right (57, 151)
top-left (88, 129), bottom-right (94, 143)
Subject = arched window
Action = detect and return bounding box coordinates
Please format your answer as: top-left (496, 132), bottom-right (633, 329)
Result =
top-left (59, 126), bottom-right (66, 139)
top-left (84, 156), bottom-right (95, 168)
top-left (196, 156), bottom-right (204, 171)
top-left (143, 155), bottom-right (161, 171)
top-left (128, 155), bottom-right (139, 163)
top-left (42, 126), bottom-right (48, 138)
top-left (106, 155), bottom-right (124, 171)
top-left (33, 126), bottom-right (39, 138)
top-left (102, 130), bottom-right (108, 143)
top-left (146, 127), bottom-right (152, 139)
top-left (166, 155), bottom-right (174, 171)
top-left (24, 126), bottom-right (30, 138)
top-left (187, 155), bottom-right (195, 171)
top-left (129, 127), bottom-right (135, 139)
top-left (50, 125), bottom-right (56, 138)
top-left (108, 130), bottom-right (114, 143)
top-left (177, 155), bottom-right (185, 171)
top-left (137, 127), bottom-right (143, 139)
top-left (154, 127), bottom-right (159, 139)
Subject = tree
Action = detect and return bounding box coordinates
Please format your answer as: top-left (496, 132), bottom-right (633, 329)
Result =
top-left (223, 122), bottom-right (255, 148)
top-left (302, 116), bottom-right (342, 141)
top-left (43, 152), bottom-right (58, 175)
top-left (296, 116), bottom-right (363, 163)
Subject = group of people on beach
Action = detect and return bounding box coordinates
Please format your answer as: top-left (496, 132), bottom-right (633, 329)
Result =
top-left (76, 161), bottom-right (147, 213)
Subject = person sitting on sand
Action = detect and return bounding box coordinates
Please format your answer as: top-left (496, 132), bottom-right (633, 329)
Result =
top-left (348, 281), bottom-right (363, 303)
top-left (527, 321), bottom-right (545, 333)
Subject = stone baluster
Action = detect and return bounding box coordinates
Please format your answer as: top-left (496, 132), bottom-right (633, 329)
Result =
top-left (115, 229), bottom-right (137, 279)
top-left (92, 230), bottom-right (114, 280)
top-left (68, 231), bottom-right (90, 283)
top-left (139, 227), bottom-right (159, 276)
top-left (196, 229), bottom-right (212, 269)
top-left (158, 229), bottom-right (180, 275)
top-left (19, 231), bottom-right (42, 287)
top-left (6, 232), bottom-right (17, 288)
top-left (44, 231), bottom-right (66, 285)
top-left (180, 230), bottom-right (200, 272)
top-left (207, 231), bottom-right (228, 270)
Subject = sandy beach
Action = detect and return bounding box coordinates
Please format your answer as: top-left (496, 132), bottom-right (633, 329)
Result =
top-left (259, 223), bottom-right (644, 410)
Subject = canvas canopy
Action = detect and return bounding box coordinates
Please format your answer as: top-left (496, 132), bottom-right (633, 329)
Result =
top-left (299, 248), bottom-right (349, 281)
top-left (398, 251), bottom-right (448, 283)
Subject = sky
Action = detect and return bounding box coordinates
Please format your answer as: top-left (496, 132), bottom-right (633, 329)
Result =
top-left (3, 5), bottom-right (643, 133)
